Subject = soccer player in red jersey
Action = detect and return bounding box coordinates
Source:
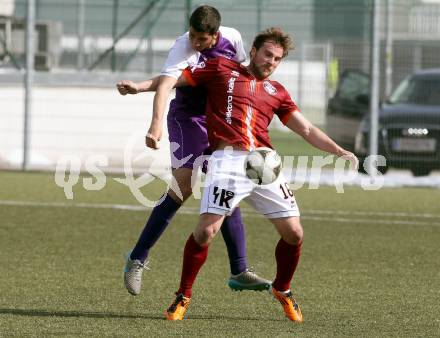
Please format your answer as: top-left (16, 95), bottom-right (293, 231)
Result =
top-left (164, 27), bottom-right (358, 322)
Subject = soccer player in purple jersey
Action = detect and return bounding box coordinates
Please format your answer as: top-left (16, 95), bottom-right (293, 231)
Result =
top-left (116, 5), bottom-right (270, 296)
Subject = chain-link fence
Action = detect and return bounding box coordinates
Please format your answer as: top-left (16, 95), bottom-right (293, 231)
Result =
top-left (1, 0), bottom-right (440, 176)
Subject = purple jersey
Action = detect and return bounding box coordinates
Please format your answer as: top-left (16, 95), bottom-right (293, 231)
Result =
top-left (160, 26), bottom-right (246, 118)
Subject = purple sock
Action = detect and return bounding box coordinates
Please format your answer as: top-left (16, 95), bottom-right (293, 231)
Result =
top-left (130, 194), bottom-right (181, 263)
top-left (220, 207), bottom-right (248, 275)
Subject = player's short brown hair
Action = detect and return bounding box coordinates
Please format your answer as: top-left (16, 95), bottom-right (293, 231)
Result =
top-left (189, 5), bottom-right (221, 34)
top-left (252, 27), bottom-right (293, 58)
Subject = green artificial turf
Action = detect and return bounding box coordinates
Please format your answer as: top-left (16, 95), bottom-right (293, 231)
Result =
top-left (0, 171), bottom-right (439, 337)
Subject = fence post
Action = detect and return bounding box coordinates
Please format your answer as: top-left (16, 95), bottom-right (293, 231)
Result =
top-left (77, 0), bottom-right (85, 70)
top-left (324, 41), bottom-right (333, 125)
top-left (257, 0), bottom-right (263, 32)
top-left (111, 0), bottom-right (119, 72)
top-left (23, 0), bottom-right (36, 170)
top-left (185, 0), bottom-right (192, 31)
top-left (297, 43), bottom-right (306, 110)
top-left (385, 0), bottom-right (393, 96)
top-left (369, 0), bottom-right (381, 175)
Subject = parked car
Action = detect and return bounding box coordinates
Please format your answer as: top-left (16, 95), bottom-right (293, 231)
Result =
top-left (327, 69), bottom-right (440, 176)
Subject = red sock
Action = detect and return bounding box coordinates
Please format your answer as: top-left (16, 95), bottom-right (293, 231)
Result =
top-left (177, 234), bottom-right (209, 298)
top-left (272, 238), bottom-right (302, 292)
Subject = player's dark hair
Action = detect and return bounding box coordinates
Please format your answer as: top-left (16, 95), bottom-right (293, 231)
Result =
top-left (189, 5), bottom-right (221, 34)
top-left (252, 27), bottom-right (293, 58)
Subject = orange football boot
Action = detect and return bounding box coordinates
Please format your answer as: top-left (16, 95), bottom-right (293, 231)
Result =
top-left (271, 287), bottom-right (303, 322)
top-left (164, 293), bottom-right (191, 320)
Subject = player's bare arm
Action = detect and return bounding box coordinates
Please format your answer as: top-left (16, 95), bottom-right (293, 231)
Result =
top-left (116, 76), bottom-right (160, 95)
top-left (285, 111), bottom-right (359, 169)
top-left (145, 75), bottom-right (179, 149)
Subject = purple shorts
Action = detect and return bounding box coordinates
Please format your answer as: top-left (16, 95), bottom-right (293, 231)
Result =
top-left (167, 113), bottom-right (209, 169)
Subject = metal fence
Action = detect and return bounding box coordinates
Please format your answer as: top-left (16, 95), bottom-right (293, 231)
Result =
top-left (1, 0), bottom-right (440, 176)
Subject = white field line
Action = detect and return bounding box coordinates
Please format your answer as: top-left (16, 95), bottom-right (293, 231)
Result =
top-left (1, 199), bottom-right (440, 227)
top-left (306, 209), bottom-right (440, 219)
top-left (302, 215), bottom-right (438, 226)
top-left (0, 200), bottom-right (147, 211)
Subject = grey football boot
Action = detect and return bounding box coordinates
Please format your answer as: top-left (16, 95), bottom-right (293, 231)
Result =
top-left (124, 252), bottom-right (149, 296)
top-left (228, 268), bottom-right (271, 291)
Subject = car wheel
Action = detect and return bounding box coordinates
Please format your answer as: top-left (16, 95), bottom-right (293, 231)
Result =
top-left (410, 168), bottom-right (431, 177)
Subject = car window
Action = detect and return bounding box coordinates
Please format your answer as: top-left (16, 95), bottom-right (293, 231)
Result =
top-left (337, 72), bottom-right (369, 101)
top-left (389, 75), bottom-right (440, 105)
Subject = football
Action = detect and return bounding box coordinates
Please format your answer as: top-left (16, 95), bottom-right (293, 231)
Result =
top-left (245, 147), bottom-right (282, 185)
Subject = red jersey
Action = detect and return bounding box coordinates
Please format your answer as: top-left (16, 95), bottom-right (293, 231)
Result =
top-left (182, 57), bottom-right (299, 150)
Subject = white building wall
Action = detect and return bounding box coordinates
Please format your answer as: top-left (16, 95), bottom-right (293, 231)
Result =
top-left (0, 86), bottom-right (171, 173)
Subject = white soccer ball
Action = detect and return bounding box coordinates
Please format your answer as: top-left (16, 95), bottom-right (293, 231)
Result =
top-left (245, 147), bottom-right (282, 185)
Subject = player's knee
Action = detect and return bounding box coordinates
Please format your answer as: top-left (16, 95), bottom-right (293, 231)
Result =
top-left (180, 186), bottom-right (193, 200)
top-left (194, 224), bottom-right (219, 245)
top-left (284, 222), bottom-right (303, 245)
top-left (293, 225), bottom-right (303, 244)
top-left (169, 170), bottom-right (194, 202)
top-left (168, 186), bottom-right (192, 203)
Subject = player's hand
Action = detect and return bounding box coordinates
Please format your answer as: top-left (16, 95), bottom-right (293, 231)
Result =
top-left (145, 124), bottom-right (162, 150)
top-left (116, 80), bottom-right (139, 95)
top-left (340, 151), bottom-right (359, 170)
